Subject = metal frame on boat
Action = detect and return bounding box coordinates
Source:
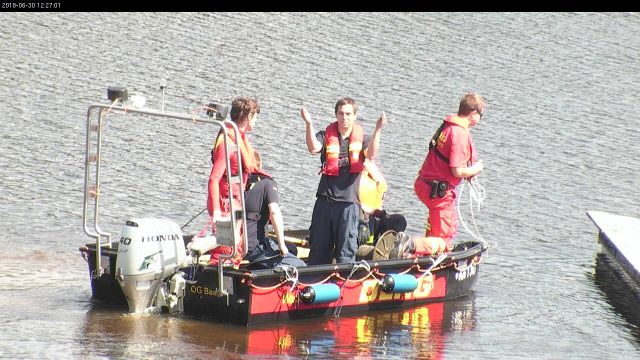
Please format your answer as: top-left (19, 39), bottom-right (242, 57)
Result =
top-left (79, 89), bottom-right (488, 325)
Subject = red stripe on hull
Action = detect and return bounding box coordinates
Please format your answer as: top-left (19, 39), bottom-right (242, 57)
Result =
top-left (249, 274), bottom-right (447, 315)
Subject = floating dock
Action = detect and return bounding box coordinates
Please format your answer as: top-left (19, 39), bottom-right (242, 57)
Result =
top-left (587, 210), bottom-right (640, 285)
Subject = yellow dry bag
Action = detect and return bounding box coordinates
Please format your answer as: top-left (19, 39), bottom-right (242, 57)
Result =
top-left (359, 160), bottom-right (387, 214)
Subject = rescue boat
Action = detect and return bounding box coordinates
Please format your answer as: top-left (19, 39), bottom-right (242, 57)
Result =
top-left (79, 87), bottom-right (488, 326)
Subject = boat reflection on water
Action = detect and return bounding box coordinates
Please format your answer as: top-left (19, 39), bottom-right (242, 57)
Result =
top-left (80, 296), bottom-right (476, 358)
top-left (593, 251), bottom-right (640, 341)
top-left (244, 296), bottom-right (476, 358)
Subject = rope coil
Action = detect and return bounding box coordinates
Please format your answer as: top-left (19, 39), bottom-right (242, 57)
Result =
top-left (457, 176), bottom-right (488, 247)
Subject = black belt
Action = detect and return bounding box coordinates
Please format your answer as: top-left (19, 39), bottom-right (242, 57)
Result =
top-left (317, 194), bottom-right (350, 204)
top-left (318, 194), bottom-right (337, 203)
top-left (338, 158), bottom-right (350, 167)
top-left (422, 178), bottom-right (449, 199)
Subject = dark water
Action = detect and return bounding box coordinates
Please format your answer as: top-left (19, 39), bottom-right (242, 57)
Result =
top-left (1, 12), bottom-right (639, 359)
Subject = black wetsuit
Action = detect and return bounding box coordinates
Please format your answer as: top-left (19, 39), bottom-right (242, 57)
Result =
top-left (244, 176), bottom-right (306, 269)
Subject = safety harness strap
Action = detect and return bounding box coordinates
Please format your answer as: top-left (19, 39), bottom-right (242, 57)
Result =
top-left (429, 122), bottom-right (450, 164)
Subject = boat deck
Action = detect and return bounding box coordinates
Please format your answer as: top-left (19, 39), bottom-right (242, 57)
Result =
top-left (587, 210), bottom-right (640, 284)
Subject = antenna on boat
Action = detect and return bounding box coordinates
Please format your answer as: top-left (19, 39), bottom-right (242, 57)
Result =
top-left (159, 79), bottom-right (167, 111)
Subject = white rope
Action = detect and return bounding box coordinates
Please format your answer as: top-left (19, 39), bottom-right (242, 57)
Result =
top-left (277, 264), bottom-right (299, 291)
top-left (457, 177), bottom-right (488, 247)
top-left (428, 254), bottom-right (448, 272)
top-left (351, 260), bottom-right (371, 276)
top-left (334, 260), bottom-right (370, 317)
top-left (417, 253), bottom-right (448, 280)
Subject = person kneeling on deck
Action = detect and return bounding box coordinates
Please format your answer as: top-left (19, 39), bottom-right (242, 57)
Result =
top-left (355, 159), bottom-right (407, 259)
top-left (243, 153), bottom-right (306, 270)
top-left (403, 236), bottom-right (448, 257)
top-left (355, 210), bottom-right (409, 260)
top-left (355, 159), bottom-right (447, 260)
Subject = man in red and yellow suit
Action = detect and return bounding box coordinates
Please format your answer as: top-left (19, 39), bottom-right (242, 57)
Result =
top-left (414, 93), bottom-right (486, 247)
top-left (207, 97), bottom-right (260, 266)
top-left (301, 97), bottom-right (387, 265)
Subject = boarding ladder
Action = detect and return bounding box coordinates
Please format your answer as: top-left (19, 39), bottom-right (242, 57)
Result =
top-left (83, 101), bottom-right (247, 299)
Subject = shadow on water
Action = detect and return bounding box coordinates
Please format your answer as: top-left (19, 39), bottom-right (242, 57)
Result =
top-left (79, 296), bottom-right (476, 358)
top-left (592, 251), bottom-right (640, 342)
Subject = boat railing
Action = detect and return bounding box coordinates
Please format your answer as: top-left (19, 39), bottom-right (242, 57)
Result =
top-left (83, 98), bottom-right (247, 295)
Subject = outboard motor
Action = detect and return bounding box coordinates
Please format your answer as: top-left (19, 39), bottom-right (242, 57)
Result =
top-left (115, 218), bottom-right (189, 313)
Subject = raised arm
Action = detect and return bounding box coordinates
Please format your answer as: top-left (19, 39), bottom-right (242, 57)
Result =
top-left (365, 111), bottom-right (387, 160)
top-left (301, 106), bottom-right (322, 154)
